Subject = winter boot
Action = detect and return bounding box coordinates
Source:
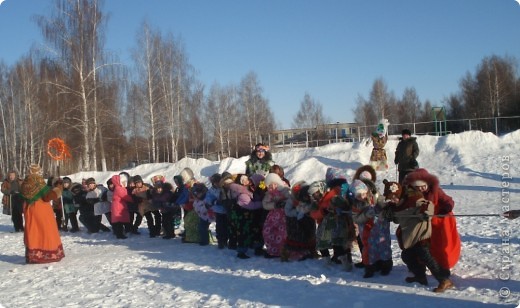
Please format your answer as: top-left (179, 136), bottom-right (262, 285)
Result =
top-left (405, 276), bottom-right (428, 286)
top-left (280, 247), bottom-right (290, 262)
top-left (363, 265), bottom-right (376, 278)
top-left (433, 279), bottom-right (454, 293)
top-left (380, 259), bottom-right (393, 276)
top-left (237, 252), bottom-right (250, 259)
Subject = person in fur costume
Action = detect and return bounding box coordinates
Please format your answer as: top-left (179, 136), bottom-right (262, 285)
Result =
top-left (402, 168), bottom-right (460, 292)
top-left (350, 169), bottom-right (393, 278)
top-left (21, 165), bottom-right (65, 263)
top-left (245, 143), bottom-right (274, 177)
top-left (392, 185), bottom-right (454, 293)
top-left (369, 120), bottom-right (389, 171)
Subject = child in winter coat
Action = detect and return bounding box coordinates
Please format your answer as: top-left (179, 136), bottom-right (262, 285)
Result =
top-left (61, 177), bottom-right (80, 232)
top-left (224, 174), bottom-right (264, 259)
top-left (283, 182), bottom-right (317, 261)
top-left (207, 173), bottom-right (229, 249)
top-left (132, 175), bottom-right (161, 238)
top-left (314, 167), bottom-right (356, 270)
top-left (150, 178), bottom-right (176, 239)
top-left (350, 177), bottom-right (393, 278)
top-left (192, 183), bottom-right (215, 246)
top-left (262, 173), bottom-right (290, 259)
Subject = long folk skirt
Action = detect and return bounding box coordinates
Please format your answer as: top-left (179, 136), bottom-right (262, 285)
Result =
top-left (24, 199), bottom-right (65, 264)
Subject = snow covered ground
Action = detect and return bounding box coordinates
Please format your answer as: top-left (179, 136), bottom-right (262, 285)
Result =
top-left (0, 130), bottom-right (519, 307)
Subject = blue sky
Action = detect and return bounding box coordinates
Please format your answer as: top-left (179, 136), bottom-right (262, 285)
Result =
top-left (1, 0), bottom-right (519, 129)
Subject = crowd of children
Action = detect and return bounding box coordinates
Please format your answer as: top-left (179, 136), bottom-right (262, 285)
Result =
top-left (4, 142), bottom-right (460, 293)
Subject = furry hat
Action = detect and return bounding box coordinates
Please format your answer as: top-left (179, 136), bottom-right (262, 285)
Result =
top-left (21, 173), bottom-right (49, 204)
top-left (350, 179), bottom-right (368, 196)
top-left (264, 173), bottom-right (286, 188)
top-left (353, 165), bottom-right (377, 182)
top-left (382, 179), bottom-right (402, 200)
top-left (402, 168), bottom-right (438, 190)
top-left (325, 167), bottom-right (349, 188)
top-left (401, 129), bottom-right (412, 136)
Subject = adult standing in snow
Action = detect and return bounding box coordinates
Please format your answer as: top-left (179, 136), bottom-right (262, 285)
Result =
top-left (245, 143), bottom-right (274, 177)
top-left (403, 168), bottom-right (460, 292)
top-left (21, 164), bottom-right (65, 264)
top-left (394, 129), bottom-right (419, 184)
top-left (1, 170), bottom-right (24, 232)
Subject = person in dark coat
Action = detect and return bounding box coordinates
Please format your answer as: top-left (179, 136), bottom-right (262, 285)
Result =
top-left (1, 170), bottom-right (24, 232)
top-left (394, 129), bottom-right (420, 184)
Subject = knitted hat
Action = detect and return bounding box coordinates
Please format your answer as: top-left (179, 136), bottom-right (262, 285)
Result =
top-left (63, 177), bottom-right (72, 184)
top-left (21, 173), bottom-right (49, 204)
top-left (86, 177), bottom-right (96, 185)
top-left (133, 175), bottom-right (143, 183)
top-left (350, 179), bottom-right (368, 196)
top-left (264, 173), bottom-right (286, 188)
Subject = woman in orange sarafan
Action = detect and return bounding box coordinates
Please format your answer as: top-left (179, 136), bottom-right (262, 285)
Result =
top-left (21, 164), bottom-right (65, 264)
